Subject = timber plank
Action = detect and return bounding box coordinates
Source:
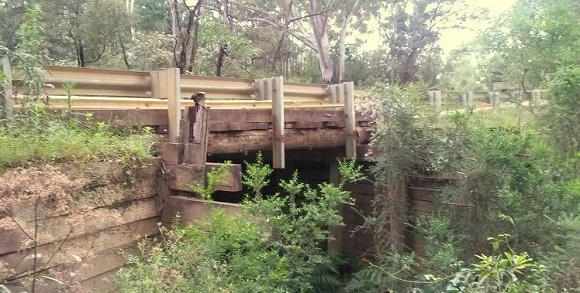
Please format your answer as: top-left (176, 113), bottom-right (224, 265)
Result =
top-left (0, 217), bottom-right (159, 281)
top-left (205, 163), bottom-right (242, 192)
top-left (207, 128), bottom-right (347, 154)
top-left (161, 196), bottom-right (240, 226)
top-left (76, 109), bottom-right (371, 129)
top-left (5, 179), bottom-right (158, 223)
top-left (16, 245), bottom-right (140, 293)
top-left (408, 187), bottom-right (437, 202)
top-left (165, 164), bottom-right (204, 192)
top-left (0, 197), bottom-right (159, 255)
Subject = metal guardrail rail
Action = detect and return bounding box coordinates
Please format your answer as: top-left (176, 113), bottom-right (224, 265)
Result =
top-left (10, 66), bottom-right (336, 109)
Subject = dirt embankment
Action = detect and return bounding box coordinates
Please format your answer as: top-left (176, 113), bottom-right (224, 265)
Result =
top-left (0, 159), bottom-right (162, 292)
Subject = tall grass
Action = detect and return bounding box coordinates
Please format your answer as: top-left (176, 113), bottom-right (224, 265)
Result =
top-left (0, 110), bottom-right (154, 168)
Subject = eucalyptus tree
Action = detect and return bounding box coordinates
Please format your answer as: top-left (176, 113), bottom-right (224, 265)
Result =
top-left (375, 0), bottom-right (478, 84)
top-left (477, 0), bottom-right (580, 90)
top-left (41, 0), bottom-right (132, 67)
top-left (218, 0), bottom-right (374, 83)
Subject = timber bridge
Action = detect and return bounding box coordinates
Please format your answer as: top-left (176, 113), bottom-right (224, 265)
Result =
top-left (1, 64), bottom-right (457, 292)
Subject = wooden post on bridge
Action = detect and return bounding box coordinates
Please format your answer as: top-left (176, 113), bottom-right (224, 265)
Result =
top-left (255, 77), bottom-right (286, 169)
top-left (183, 97), bottom-right (209, 165)
top-left (331, 81), bottom-right (357, 158)
top-left (272, 77), bottom-right (285, 169)
top-left (344, 82), bottom-right (356, 159)
top-left (1, 57), bottom-right (13, 119)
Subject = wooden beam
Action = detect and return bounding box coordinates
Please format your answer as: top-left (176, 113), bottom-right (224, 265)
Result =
top-left (344, 82), bottom-right (356, 159)
top-left (272, 76), bottom-right (285, 169)
top-left (206, 163), bottom-right (242, 192)
top-left (160, 142), bottom-right (184, 165)
top-left (161, 196), bottom-right (240, 226)
top-left (165, 163), bottom-right (242, 193)
top-left (1, 57), bottom-right (13, 118)
top-left (208, 128), bottom-right (348, 154)
top-left (165, 68), bottom-right (181, 143)
top-left (165, 164), bottom-right (204, 191)
top-left (183, 105), bottom-right (209, 165)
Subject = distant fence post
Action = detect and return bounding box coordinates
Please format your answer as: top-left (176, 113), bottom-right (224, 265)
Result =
top-left (433, 90), bottom-right (442, 122)
top-left (344, 82), bottom-right (356, 159)
top-left (490, 91), bottom-right (499, 110)
top-left (1, 57), bottom-right (13, 118)
top-left (272, 76), bottom-right (285, 169)
top-left (467, 91), bottom-right (474, 107)
top-left (428, 90), bottom-right (435, 104)
top-left (532, 90), bottom-right (541, 106)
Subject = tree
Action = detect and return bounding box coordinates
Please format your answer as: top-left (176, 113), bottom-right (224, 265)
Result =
top-left (41, 0), bottom-right (132, 67)
top-left (223, 0), bottom-right (371, 84)
top-left (376, 0), bottom-right (477, 84)
top-left (477, 0), bottom-right (580, 91)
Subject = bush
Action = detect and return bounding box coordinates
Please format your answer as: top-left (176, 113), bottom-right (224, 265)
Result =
top-left (115, 157), bottom-right (363, 292)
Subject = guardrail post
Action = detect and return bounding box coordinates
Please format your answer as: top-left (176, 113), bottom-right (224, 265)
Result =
top-left (1, 57), bottom-right (13, 119)
top-left (344, 81), bottom-right (356, 159)
top-left (428, 90), bottom-right (435, 104)
top-left (272, 76), bottom-right (285, 169)
top-left (467, 91), bottom-right (474, 107)
top-left (165, 68), bottom-right (181, 143)
top-left (433, 90), bottom-right (442, 122)
top-left (490, 91), bottom-right (499, 110)
top-left (532, 90), bottom-right (541, 106)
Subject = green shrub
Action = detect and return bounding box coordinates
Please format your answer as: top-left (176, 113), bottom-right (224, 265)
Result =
top-left (116, 157), bottom-right (363, 292)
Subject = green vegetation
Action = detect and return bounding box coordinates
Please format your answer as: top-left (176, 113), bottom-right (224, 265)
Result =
top-left (346, 78), bottom-right (579, 291)
top-left (115, 157), bottom-right (363, 293)
top-left (1, 0), bottom-right (579, 292)
top-left (0, 4), bottom-right (154, 169)
top-left (0, 111), bottom-right (154, 168)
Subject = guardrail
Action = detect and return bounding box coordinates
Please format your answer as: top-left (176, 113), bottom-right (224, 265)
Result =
top-left (9, 66), bottom-right (336, 108)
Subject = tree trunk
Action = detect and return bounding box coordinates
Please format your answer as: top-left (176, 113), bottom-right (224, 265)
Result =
top-left (338, 0), bottom-right (360, 83)
top-left (215, 43), bottom-right (227, 76)
top-left (307, 1), bottom-right (334, 84)
top-left (119, 37), bottom-right (132, 69)
top-left (78, 40), bottom-right (85, 67)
